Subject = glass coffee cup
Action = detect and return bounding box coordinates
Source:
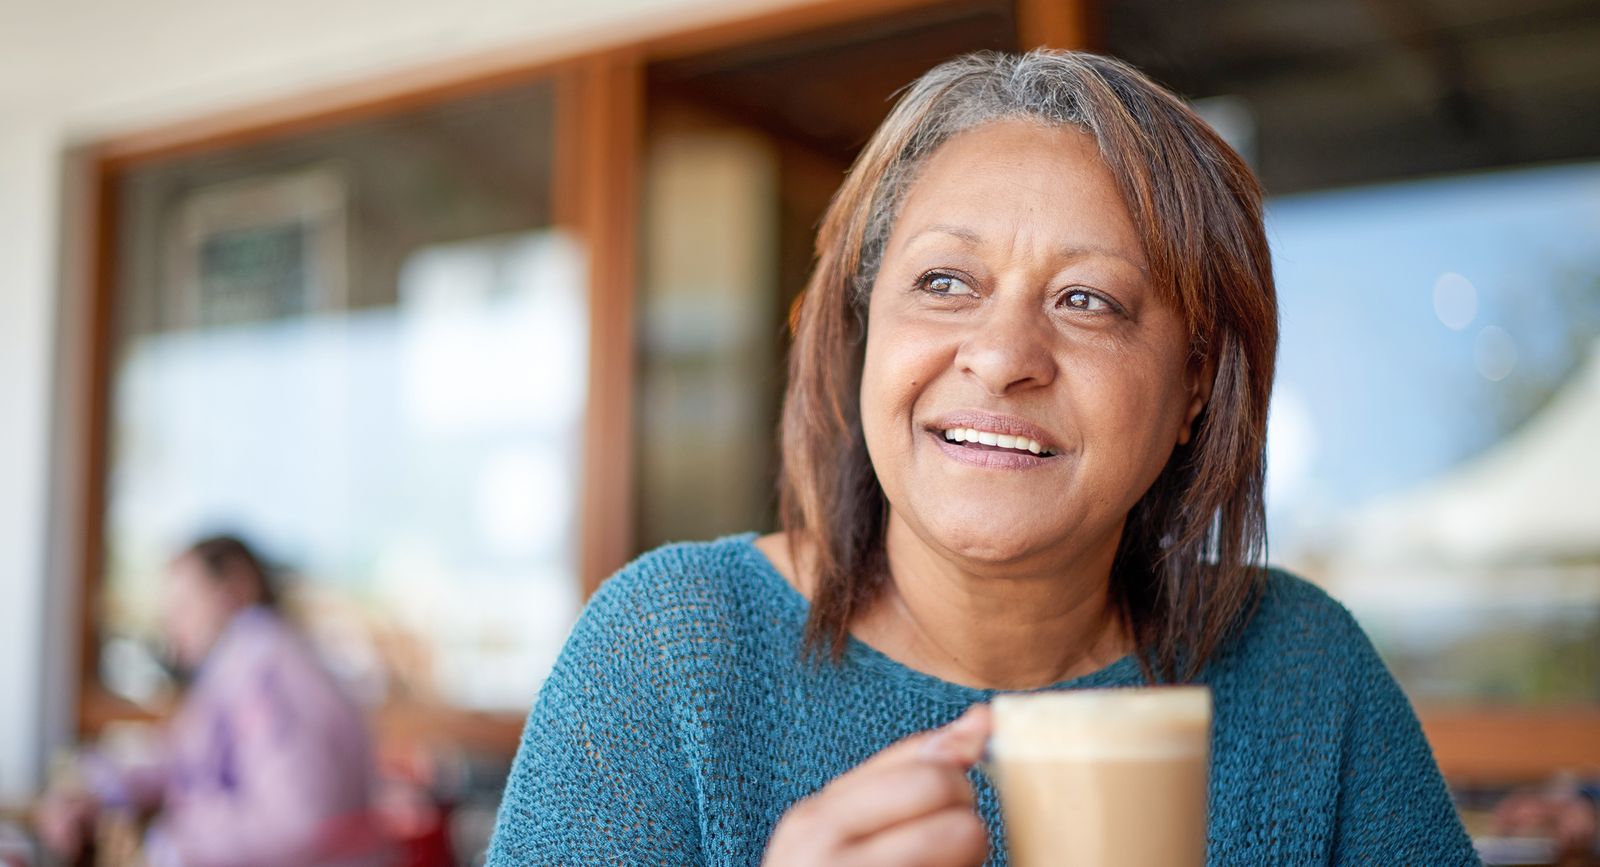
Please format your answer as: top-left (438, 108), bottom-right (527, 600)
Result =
top-left (987, 687), bottom-right (1212, 867)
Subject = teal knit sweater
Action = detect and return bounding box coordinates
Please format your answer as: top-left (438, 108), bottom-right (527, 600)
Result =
top-left (488, 534), bottom-right (1479, 865)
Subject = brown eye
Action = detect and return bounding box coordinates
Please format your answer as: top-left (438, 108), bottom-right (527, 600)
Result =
top-left (922, 272), bottom-right (977, 297)
top-left (1062, 288), bottom-right (1111, 312)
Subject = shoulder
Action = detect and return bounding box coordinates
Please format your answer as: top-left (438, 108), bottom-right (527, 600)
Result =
top-left (523, 533), bottom-right (798, 771)
top-left (492, 543), bottom-right (764, 862)
top-left (203, 609), bottom-right (363, 728)
top-left (1244, 567), bottom-right (1370, 648)
top-left (585, 532), bottom-right (789, 626)
top-left (1211, 566), bottom-right (1387, 689)
top-left (1205, 572), bottom-right (1475, 860)
top-left (212, 608), bottom-right (310, 673)
top-left (559, 533), bottom-right (799, 679)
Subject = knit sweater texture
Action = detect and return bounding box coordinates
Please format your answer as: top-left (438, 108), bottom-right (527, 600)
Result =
top-left (487, 533), bottom-right (1479, 865)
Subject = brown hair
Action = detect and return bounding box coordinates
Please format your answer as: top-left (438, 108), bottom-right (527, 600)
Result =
top-left (186, 534), bottom-right (279, 610)
top-left (778, 50), bottom-right (1278, 682)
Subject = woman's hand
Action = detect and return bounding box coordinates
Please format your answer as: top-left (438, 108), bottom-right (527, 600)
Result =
top-left (35, 789), bottom-right (101, 858)
top-left (763, 705), bottom-right (991, 867)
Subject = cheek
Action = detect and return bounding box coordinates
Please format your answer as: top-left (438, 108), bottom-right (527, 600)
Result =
top-left (1090, 364), bottom-right (1181, 433)
top-left (859, 343), bottom-right (905, 483)
top-left (860, 318), bottom-right (948, 449)
top-left (167, 598), bottom-right (197, 634)
top-left (165, 589), bottom-right (216, 645)
top-left (1073, 351), bottom-right (1190, 479)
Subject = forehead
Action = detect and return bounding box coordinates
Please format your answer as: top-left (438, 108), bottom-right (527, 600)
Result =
top-left (890, 118), bottom-right (1145, 265)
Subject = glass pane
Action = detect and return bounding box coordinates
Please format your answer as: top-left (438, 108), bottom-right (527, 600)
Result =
top-left (1104, 0), bottom-right (1600, 710)
top-left (636, 122), bottom-right (782, 547)
top-left (1265, 162), bottom-right (1600, 707)
top-left (101, 82), bottom-right (585, 713)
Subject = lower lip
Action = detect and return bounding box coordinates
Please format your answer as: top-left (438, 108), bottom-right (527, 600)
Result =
top-left (928, 431), bottom-right (1057, 470)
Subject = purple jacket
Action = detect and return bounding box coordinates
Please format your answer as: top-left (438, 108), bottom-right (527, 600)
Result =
top-left (93, 608), bottom-right (392, 867)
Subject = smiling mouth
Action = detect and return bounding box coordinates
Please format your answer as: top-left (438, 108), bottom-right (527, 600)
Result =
top-left (937, 427), bottom-right (1058, 457)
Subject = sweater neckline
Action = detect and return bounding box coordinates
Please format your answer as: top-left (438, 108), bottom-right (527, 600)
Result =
top-left (727, 532), bottom-right (1143, 706)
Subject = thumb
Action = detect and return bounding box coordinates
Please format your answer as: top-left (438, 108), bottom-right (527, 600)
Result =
top-left (919, 704), bottom-right (992, 766)
top-left (858, 705), bottom-right (994, 773)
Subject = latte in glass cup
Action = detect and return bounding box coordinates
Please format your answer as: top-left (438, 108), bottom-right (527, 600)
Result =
top-left (988, 686), bottom-right (1212, 867)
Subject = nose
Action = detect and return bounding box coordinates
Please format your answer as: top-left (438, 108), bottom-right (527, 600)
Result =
top-left (955, 294), bottom-right (1057, 396)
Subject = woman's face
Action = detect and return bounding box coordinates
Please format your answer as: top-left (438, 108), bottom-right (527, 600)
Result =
top-left (163, 554), bottom-right (239, 669)
top-left (861, 118), bottom-right (1209, 570)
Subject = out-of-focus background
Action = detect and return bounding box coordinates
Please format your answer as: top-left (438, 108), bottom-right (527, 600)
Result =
top-left (1, 0), bottom-right (1597, 863)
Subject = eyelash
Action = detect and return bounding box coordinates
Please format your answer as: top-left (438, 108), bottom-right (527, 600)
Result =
top-left (914, 269), bottom-right (1123, 316)
top-left (1060, 288), bottom-right (1118, 314)
top-left (915, 270), bottom-right (978, 298)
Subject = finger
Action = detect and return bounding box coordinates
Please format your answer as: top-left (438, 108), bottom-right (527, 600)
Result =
top-left (813, 706), bottom-right (990, 823)
top-left (853, 706), bottom-right (994, 775)
top-left (837, 805), bottom-right (989, 867)
top-left (809, 762), bottom-right (977, 841)
top-left (925, 705), bottom-right (991, 765)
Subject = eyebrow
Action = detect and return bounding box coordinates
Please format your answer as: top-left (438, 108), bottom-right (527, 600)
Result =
top-left (908, 223), bottom-right (1150, 277)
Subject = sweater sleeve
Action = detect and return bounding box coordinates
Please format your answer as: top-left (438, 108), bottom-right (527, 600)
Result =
top-left (487, 561), bottom-right (704, 866)
top-left (1329, 615), bottom-right (1480, 866)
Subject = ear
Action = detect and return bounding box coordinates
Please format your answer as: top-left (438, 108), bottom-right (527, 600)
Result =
top-left (1177, 354), bottom-right (1217, 447)
top-left (219, 574), bottom-right (257, 611)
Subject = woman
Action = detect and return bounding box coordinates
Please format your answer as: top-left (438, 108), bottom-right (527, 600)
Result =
top-left (38, 537), bottom-right (391, 867)
top-left (487, 50), bottom-right (1477, 865)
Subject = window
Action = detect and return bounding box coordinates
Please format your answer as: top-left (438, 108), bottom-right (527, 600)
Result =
top-left (97, 82), bottom-right (588, 715)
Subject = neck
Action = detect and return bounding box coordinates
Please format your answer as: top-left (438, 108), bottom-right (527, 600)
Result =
top-left (854, 512), bottom-right (1131, 690)
top-left (187, 603), bottom-right (256, 670)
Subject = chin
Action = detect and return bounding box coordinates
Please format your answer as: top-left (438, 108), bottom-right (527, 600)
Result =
top-left (921, 511), bottom-right (1061, 567)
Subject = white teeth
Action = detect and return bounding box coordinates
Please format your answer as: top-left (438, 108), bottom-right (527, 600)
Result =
top-left (940, 427), bottom-right (1052, 456)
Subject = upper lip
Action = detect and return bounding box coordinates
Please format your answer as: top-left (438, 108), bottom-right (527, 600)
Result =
top-left (925, 411), bottom-right (1061, 453)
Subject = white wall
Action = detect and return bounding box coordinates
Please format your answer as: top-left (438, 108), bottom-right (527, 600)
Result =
top-left (0, 0), bottom-right (812, 801)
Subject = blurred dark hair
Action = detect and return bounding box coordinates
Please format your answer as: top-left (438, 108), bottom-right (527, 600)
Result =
top-left (185, 535), bottom-right (278, 610)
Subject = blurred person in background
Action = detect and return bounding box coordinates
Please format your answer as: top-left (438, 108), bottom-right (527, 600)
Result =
top-left (36, 535), bottom-right (393, 867)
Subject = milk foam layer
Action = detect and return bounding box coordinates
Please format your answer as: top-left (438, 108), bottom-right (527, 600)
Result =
top-left (990, 687), bottom-right (1212, 760)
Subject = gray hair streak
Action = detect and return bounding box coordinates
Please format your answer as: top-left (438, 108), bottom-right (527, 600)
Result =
top-left (853, 50), bottom-right (1161, 304)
